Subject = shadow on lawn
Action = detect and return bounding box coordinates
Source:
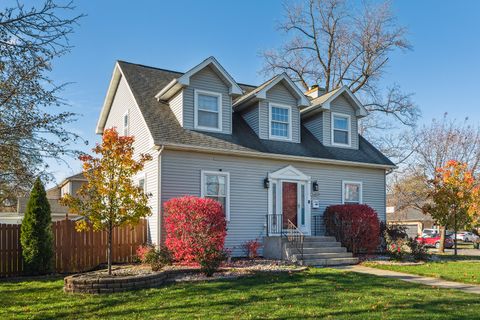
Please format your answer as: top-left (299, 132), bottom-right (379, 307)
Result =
top-left (2, 269), bottom-right (480, 319)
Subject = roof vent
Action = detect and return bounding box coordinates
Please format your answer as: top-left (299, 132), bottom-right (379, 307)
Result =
top-left (305, 84), bottom-right (326, 99)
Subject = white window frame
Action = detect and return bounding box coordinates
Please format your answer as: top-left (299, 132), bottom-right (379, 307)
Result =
top-left (331, 112), bottom-right (351, 147)
top-left (123, 110), bottom-right (129, 136)
top-left (194, 89), bottom-right (223, 132)
top-left (342, 180), bottom-right (363, 204)
top-left (268, 103), bottom-right (293, 141)
top-left (200, 170), bottom-right (230, 221)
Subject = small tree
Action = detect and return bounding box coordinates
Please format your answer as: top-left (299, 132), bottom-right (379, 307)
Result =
top-left (164, 196), bottom-right (227, 276)
top-left (20, 178), bottom-right (54, 274)
top-left (61, 128), bottom-right (152, 274)
top-left (423, 160), bottom-right (477, 254)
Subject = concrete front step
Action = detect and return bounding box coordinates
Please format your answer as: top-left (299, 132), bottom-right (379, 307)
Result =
top-left (303, 257), bottom-right (359, 266)
top-left (302, 236), bottom-right (336, 242)
top-left (286, 241), bottom-right (341, 248)
top-left (301, 247), bottom-right (347, 254)
top-left (291, 252), bottom-right (353, 260)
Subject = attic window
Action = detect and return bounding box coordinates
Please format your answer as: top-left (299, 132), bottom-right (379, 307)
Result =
top-left (332, 113), bottom-right (350, 146)
top-left (194, 89), bottom-right (222, 131)
top-left (269, 103), bottom-right (292, 140)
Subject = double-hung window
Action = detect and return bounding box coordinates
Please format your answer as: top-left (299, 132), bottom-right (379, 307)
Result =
top-left (138, 175), bottom-right (146, 192)
top-left (269, 103), bottom-right (291, 140)
top-left (332, 113), bottom-right (350, 146)
top-left (123, 111), bottom-right (129, 136)
top-left (342, 181), bottom-right (362, 204)
top-left (194, 90), bottom-right (222, 131)
top-left (201, 171), bottom-right (230, 220)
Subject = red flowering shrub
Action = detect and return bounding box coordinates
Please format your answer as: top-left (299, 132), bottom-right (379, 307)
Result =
top-left (241, 239), bottom-right (262, 259)
top-left (324, 204), bottom-right (380, 254)
top-left (164, 196), bottom-right (227, 275)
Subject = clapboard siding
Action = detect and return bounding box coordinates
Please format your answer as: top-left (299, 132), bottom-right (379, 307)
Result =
top-left (104, 76), bottom-right (160, 244)
top-left (323, 95), bottom-right (359, 149)
top-left (161, 150), bottom-right (386, 256)
top-left (169, 90), bottom-right (183, 126)
top-left (304, 113), bottom-right (323, 142)
top-left (258, 82), bottom-right (301, 143)
top-left (182, 66), bottom-right (232, 134)
top-left (242, 103), bottom-right (260, 135)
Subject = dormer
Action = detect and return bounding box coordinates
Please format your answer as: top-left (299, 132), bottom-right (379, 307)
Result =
top-left (233, 73), bottom-right (310, 143)
top-left (301, 86), bottom-right (368, 149)
top-left (155, 57), bottom-right (242, 134)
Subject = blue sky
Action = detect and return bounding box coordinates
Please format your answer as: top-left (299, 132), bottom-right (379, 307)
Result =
top-left (39, 0), bottom-right (480, 183)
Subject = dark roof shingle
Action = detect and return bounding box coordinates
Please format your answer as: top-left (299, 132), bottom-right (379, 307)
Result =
top-left (117, 61), bottom-right (394, 167)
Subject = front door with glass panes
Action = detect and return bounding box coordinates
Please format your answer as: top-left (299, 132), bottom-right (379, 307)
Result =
top-left (270, 180), bottom-right (309, 235)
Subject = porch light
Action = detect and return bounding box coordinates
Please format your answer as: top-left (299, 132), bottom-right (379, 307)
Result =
top-left (312, 181), bottom-right (319, 192)
top-left (263, 177), bottom-right (270, 189)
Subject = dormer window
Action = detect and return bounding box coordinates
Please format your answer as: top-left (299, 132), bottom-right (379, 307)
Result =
top-left (269, 103), bottom-right (292, 140)
top-left (194, 89), bottom-right (222, 131)
top-left (332, 113), bottom-right (351, 146)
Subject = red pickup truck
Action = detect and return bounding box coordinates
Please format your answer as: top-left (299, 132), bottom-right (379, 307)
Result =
top-left (416, 235), bottom-right (454, 249)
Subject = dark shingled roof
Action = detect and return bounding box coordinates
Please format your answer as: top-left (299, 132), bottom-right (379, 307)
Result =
top-left (117, 61), bottom-right (395, 167)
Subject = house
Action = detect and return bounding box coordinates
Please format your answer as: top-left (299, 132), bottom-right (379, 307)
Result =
top-left (0, 173), bottom-right (84, 224)
top-left (386, 205), bottom-right (436, 238)
top-left (96, 57), bottom-right (395, 265)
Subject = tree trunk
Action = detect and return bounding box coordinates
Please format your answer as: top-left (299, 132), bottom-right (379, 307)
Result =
top-left (108, 222), bottom-right (113, 275)
top-left (439, 226), bottom-right (446, 253)
top-left (454, 210), bottom-right (458, 256)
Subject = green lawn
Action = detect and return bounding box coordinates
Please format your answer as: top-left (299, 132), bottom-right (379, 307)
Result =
top-left (364, 259), bottom-right (480, 285)
top-left (1, 268), bottom-right (480, 319)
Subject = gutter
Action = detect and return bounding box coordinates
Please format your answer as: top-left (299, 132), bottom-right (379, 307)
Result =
top-left (159, 142), bottom-right (397, 170)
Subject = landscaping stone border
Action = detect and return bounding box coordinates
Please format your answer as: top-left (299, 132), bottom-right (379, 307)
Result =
top-left (64, 268), bottom-right (198, 294)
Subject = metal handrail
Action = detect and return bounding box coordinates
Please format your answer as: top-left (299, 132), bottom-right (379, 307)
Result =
top-left (265, 214), bottom-right (305, 263)
top-left (285, 219), bottom-right (304, 263)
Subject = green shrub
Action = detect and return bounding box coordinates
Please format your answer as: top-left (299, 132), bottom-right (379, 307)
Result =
top-left (407, 238), bottom-right (429, 261)
top-left (383, 224), bottom-right (409, 260)
top-left (198, 248), bottom-right (228, 277)
top-left (137, 245), bottom-right (173, 271)
top-left (20, 178), bottom-right (54, 275)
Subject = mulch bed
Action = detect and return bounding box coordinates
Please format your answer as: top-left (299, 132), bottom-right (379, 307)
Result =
top-left (64, 259), bottom-right (307, 294)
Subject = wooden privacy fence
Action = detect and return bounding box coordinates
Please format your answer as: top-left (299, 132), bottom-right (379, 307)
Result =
top-left (0, 219), bottom-right (148, 277)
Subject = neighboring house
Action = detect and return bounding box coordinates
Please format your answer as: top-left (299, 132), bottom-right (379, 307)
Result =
top-left (386, 205), bottom-right (436, 238)
top-left (96, 56), bottom-right (395, 264)
top-left (0, 173), bottom-right (85, 224)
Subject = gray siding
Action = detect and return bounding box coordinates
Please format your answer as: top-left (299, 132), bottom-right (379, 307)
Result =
top-left (161, 150), bottom-right (386, 256)
top-left (304, 113), bottom-right (323, 142)
top-left (169, 90), bottom-right (183, 126)
top-left (258, 82), bottom-right (301, 143)
top-left (242, 104), bottom-right (259, 136)
top-left (104, 76), bottom-right (160, 244)
top-left (323, 95), bottom-right (359, 149)
top-left (182, 66), bottom-right (232, 134)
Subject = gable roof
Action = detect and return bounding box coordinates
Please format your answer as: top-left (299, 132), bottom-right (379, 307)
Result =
top-left (112, 61), bottom-right (394, 169)
top-left (233, 73), bottom-right (310, 109)
top-left (302, 86), bottom-right (368, 118)
top-left (155, 56), bottom-right (243, 101)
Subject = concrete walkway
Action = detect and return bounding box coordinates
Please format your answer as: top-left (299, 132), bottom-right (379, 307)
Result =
top-left (335, 265), bottom-right (480, 295)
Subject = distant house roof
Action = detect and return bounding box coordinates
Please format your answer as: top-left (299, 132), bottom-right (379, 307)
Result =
top-left (98, 60), bottom-right (394, 169)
